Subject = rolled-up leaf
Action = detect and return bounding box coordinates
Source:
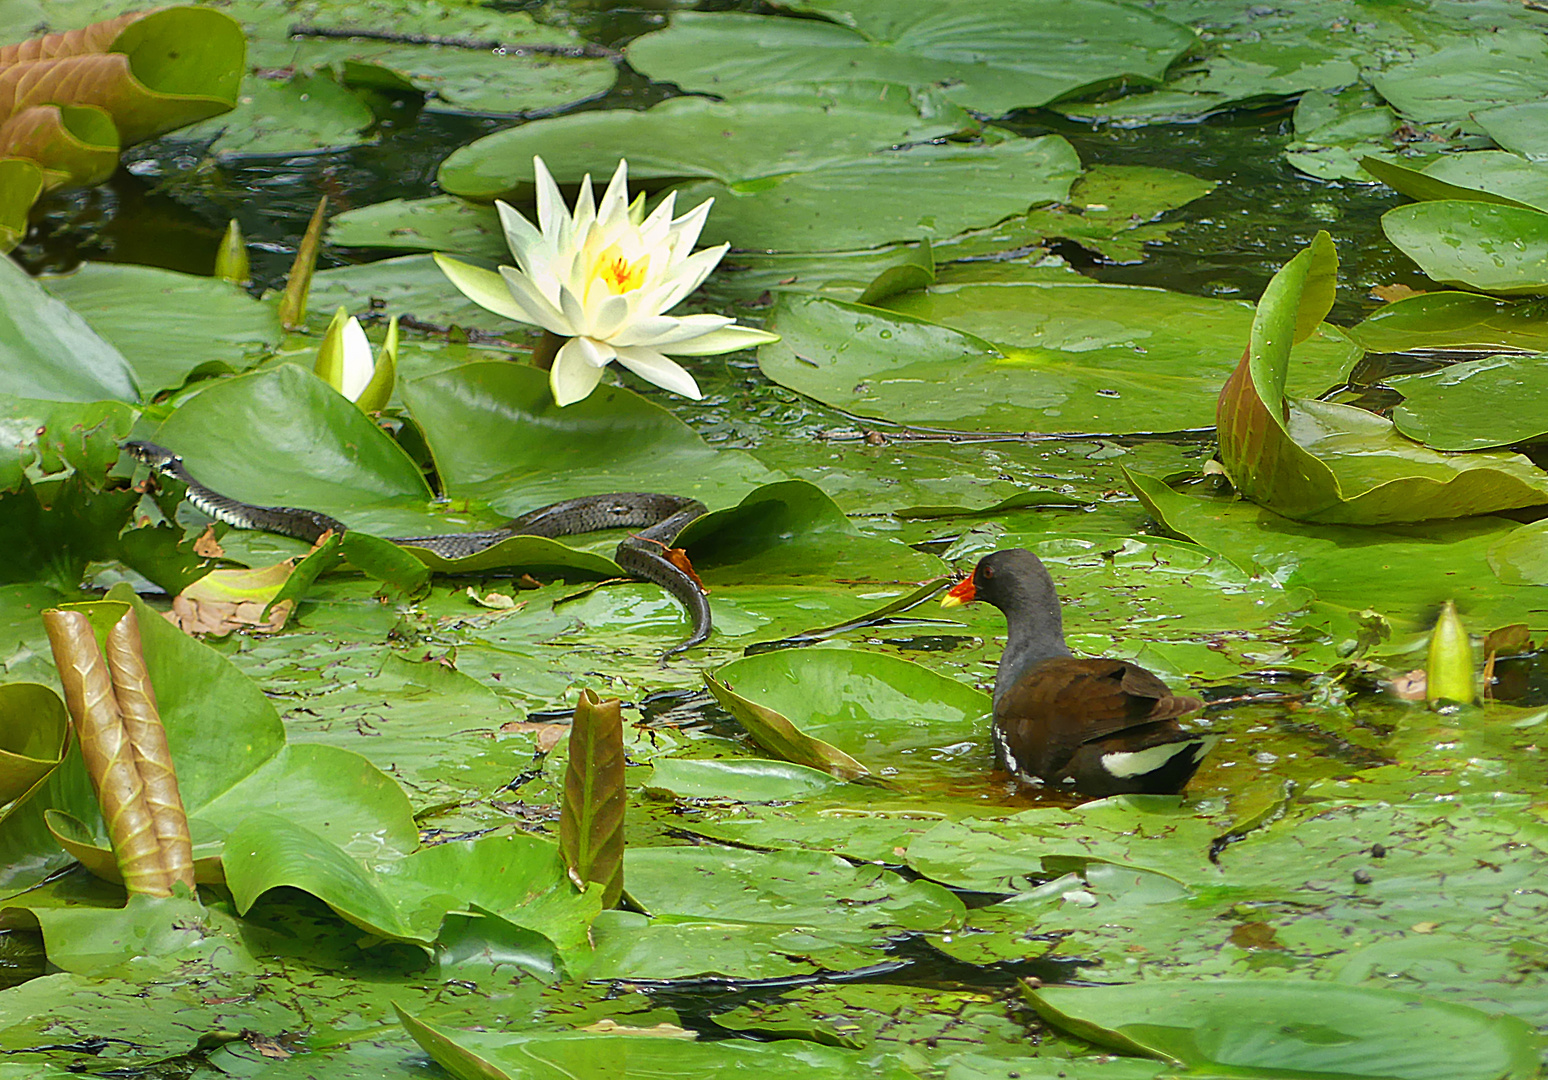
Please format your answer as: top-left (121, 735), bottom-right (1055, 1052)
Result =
top-left (0, 104), bottom-right (118, 189)
top-left (558, 689), bottom-right (625, 908)
top-left (103, 607), bottom-right (194, 890)
top-left (279, 195), bottom-right (328, 329)
top-left (0, 9), bottom-right (245, 145)
top-left (0, 11), bottom-right (142, 66)
top-left (42, 608), bottom-right (168, 896)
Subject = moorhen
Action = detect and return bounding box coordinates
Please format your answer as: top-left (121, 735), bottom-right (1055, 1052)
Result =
top-left (941, 549), bottom-right (1216, 797)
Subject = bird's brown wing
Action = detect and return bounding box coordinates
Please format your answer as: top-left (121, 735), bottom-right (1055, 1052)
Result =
top-left (994, 657), bottom-right (1202, 779)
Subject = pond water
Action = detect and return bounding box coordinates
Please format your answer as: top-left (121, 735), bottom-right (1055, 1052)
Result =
top-left (5, 1), bottom-right (1548, 1076)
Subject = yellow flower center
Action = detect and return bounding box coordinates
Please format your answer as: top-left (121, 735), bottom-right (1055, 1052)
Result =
top-left (593, 245), bottom-right (649, 294)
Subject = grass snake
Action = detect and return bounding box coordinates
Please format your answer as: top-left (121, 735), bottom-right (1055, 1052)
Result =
top-left (126, 440), bottom-right (711, 656)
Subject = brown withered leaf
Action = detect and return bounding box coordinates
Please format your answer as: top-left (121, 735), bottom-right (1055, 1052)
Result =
top-left (1370, 283), bottom-right (1422, 303)
top-left (166, 561), bottom-right (300, 636)
top-left (192, 526), bottom-right (225, 558)
top-left (500, 720), bottom-right (569, 753)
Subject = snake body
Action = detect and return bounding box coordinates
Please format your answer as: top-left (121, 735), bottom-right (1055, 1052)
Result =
top-left (125, 441), bottom-right (711, 656)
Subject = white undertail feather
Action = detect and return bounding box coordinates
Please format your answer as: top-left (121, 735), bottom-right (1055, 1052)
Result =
top-left (1100, 735), bottom-right (1219, 779)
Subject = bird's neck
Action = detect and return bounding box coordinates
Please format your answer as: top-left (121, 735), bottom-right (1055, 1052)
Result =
top-left (993, 594), bottom-right (1071, 702)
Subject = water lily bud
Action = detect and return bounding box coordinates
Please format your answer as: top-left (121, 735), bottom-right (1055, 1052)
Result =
top-left (213, 218), bottom-right (249, 285)
top-left (1425, 600), bottom-right (1476, 706)
top-left (314, 308), bottom-right (396, 412)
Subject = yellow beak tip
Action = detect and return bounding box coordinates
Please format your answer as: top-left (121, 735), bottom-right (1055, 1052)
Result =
top-left (939, 594), bottom-right (966, 609)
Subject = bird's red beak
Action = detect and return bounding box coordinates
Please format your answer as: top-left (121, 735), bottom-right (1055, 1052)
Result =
top-left (940, 576), bottom-right (976, 609)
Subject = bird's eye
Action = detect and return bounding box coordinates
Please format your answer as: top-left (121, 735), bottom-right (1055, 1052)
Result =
top-left (980, 565), bottom-right (994, 580)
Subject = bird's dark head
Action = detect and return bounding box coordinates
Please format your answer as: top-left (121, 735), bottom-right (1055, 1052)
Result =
top-left (941, 548), bottom-right (1061, 614)
top-left (942, 547), bottom-right (1070, 668)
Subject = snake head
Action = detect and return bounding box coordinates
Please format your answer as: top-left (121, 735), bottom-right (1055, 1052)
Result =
top-left (122, 440), bottom-right (182, 471)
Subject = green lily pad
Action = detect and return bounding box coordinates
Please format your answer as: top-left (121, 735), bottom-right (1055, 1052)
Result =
top-left (1476, 100), bottom-right (1548, 158)
top-left (625, 3), bottom-right (1196, 117)
top-left (759, 285), bottom-right (1359, 435)
top-left (0, 159), bottom-right (43, 254)
top-left (1026, 979), bottom-right (1541, 1080)
top-left (327, 196), bottom-right (505, 258)
top-left (678, 133), bottom-right (1081, 253)
top-left (1388, 353), bottom-right (1548, 451)
top-left (41, 262), bottom-right (282, 395)
top-left (1351, 292), bottom-right (1548, 354)
top-left (1363, 151), bottom-right (1548, 213)
top-left (0, 255), bottom-right (138, 403)
top-left (710, 648), bottom-right (991, 775)
top-left (0, 587), bottom-right (419, 897)
top-left (224, 816), bottom-right (599, 950)
top-left (402, 361), bottom-right (777, 517)
top-left (1126, 469), bottom-right (1548, 635)
top-left (1382, 201), bottom-right (1548, 297)
top-left (438, 82), bottom-right (974, 202)
top-left (642, 758), bottom-right (847, 802)
top-left (396, 1006), bottom-right (918, 1080)
top-left (309, 253), bottom-right (519, 334)
top-left (1368, 28), bottom-right (1548, 126)
top-left (147, 364), bottom-right (442, 536)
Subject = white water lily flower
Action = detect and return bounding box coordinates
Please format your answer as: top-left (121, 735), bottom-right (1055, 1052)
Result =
top-left (434, 156), bottom-right (778, 406)
top-left (314, 307), bottom-right (397, 413)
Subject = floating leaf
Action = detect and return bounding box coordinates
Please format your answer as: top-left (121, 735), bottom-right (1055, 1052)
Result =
top-left (1351, 292), bottom-right (1548, 354)
top-left (625, 2), bottom-right (1196, 117)
top-left (0, 682), bottom-right (68, 807)
top-left (1388, 353), bottom-right (1548, 451)
top-left (1026, 980), bottom-right (1541, 1080)
top-left (438, 82), bottom-right (973, 201)
top-left (0, 255), bottom-right (139, 402)
top-left (1382, 201), bottom-right (1548, 297)
top-left (703, 669), bottom-right (868, 781)
top-left (761, 282), bottom-right (1358, 435)
top-left (707, 648), bottom-right (991, 779)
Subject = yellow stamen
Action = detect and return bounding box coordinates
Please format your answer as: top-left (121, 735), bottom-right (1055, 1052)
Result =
top-left (592, 245), bottom-right (648, 294)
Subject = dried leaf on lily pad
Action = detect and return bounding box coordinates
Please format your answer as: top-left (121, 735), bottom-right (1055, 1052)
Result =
top-left (1216, 231), bottom-right (1548, 523)
top-left (558, 690), bottom-right (625, 908)
top-left (168, 559), bottom-right (307, 635)
top-left (702, 671), bottom-right (868, 782)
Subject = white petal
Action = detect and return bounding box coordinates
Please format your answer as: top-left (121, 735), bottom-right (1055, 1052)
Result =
top-left (533, 156), bottom-right (569, 237)
top-left (658, 325), bottom-right (780, 356)
top-left (437, 254), bottom-right (533, 324)
top-left (338, 317), bottom-right (375, 400)
top-left (572, 173), bottom-right (596, 234)
top-left (611, 312), bottom-right (734, 348)
top-left (495, 200), bottom-right (543, 267)
top-left (649, 244), bottom-right (729, 312)
top-left (596, 159), bottom-right (631, 228)
top-left (497, 266), bottom-right (573, 335)
top-left (590, 292), bottom-right (634, 340)
top-left (637, 191), bottom-right (678, 246)
top-left (551, 341), bottom-right (608, 406)
top-left (567, 335), bottom-right (617, 368)
top-left (666, 198), bottom-right (714, 258)
top-left (557, 281), bottom-right (591, 336)
top-left (613, 346), bottom-right (702, 399)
